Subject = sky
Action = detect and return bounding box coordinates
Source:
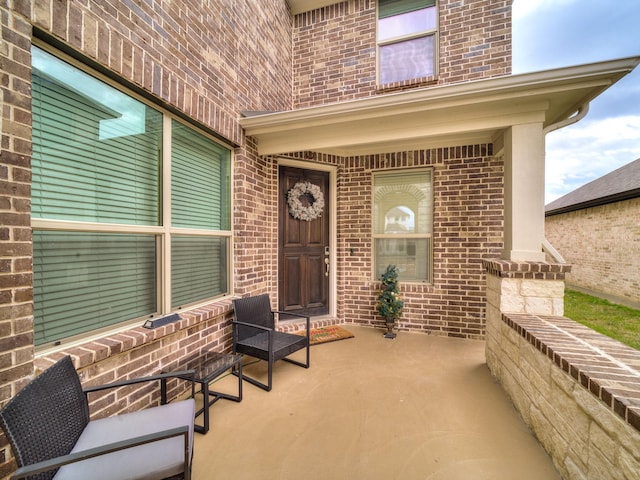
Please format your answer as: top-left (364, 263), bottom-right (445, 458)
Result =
top-left (512, 0), bottom-right (640, 203)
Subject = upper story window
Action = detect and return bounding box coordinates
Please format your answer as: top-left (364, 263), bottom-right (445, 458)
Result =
top-left (373, 169), bottom-right (433, 283)
top-left (377, 0), bottom-right (438, 85)
top-left (31, 45), bottom-right (232, 348)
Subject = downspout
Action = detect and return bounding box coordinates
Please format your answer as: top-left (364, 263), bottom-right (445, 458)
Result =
top-left (543, 103), bottom-right (590, 135)
top-left (542, 103), bottom-right (590, 263)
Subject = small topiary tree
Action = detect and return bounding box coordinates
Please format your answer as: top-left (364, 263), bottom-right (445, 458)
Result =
top-left (376, 265), bottom-right (404, 338)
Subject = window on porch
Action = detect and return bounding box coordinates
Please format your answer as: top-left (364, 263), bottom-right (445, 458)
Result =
top-left (31, 46), bottom-right (232, 348)
top-left (373, 169), bottom-right (433, 282)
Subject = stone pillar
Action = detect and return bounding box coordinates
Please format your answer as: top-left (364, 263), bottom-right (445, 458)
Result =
top-left (483, 259), bottom-right (571, 372)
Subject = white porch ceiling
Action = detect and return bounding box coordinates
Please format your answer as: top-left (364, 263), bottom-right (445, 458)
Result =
top-left (240, 57), bottom-right (640, 157)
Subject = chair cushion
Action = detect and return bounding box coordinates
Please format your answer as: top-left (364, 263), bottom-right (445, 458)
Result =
top-left (53, 399), bottom-right (195, 480)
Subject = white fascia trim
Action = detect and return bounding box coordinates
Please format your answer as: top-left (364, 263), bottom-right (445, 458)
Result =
top-left (240, 56), bottom-right (640, 134)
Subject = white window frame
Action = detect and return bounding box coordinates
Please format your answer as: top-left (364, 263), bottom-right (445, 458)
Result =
top-left (376, 0), bottom-right (439, 85)
top-left (372, 168), bottom-right (434, 283)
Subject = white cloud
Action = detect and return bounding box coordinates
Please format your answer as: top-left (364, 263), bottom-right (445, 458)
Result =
top-left (513, 0), bottom-right (640, 203)
top-left (545, 115), bottom-right (640, 203)
top-left (512, 0), bottom-right (576, 20)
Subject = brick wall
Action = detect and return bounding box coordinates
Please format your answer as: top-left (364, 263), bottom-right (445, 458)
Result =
top-left (0, 7), bottom-right (35, 477)
top-left (0, 0), bottom-right (512, 475)
top-left (269, 147), bottom-right (504, 339)
top-left (338, 147), bottom-right (504, 338)
top-left (0, 1), bottom-right (294, 476)
top-left (31, 0), bottom-right (293, 144)
top-left (293, 0), bottom-right (512, 107)
top-left (34, 303), bottom-right (236, 418)
top-left (293, 1), bottom-right (376, 106)
top-left (438, 0), bottom-right (511, 84)
top-left (545, 198), bottom-right (640, 307)
top-left (233, 138), bottom-right (281, 297)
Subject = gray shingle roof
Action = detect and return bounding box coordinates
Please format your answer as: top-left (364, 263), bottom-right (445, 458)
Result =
top-left (545, 158), bottom-right (640, 215)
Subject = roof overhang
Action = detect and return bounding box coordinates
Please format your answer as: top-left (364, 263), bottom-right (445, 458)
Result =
top-left (239, 56), bottom-right (640, 157)
top-left (287, 0), bottom-right (342, 15)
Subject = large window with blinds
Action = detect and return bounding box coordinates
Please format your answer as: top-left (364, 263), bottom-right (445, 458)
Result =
top-left (31, 46), bottom-right (232, 347)
top-left (373, 169), bottom-right (433, 282)
top-left (377, 0), bottom-right (438, 85)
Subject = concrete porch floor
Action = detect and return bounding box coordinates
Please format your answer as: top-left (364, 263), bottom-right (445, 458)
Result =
top-left (191, 326), bottom-right (561, 480)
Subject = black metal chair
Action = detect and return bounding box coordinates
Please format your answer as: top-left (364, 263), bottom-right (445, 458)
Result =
top-left (232, 294), bottom-right (310, 391)
top-left (0, 355), bottom-right (195, 480)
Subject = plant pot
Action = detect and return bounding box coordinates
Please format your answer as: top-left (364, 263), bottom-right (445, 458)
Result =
top-left (384, 319), bottom-right (397, 339)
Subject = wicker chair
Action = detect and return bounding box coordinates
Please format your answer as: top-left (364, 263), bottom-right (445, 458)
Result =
top-left (0, 355), bottom-right (195, 480)
top-left (232, 294), bottom-right (310, 391)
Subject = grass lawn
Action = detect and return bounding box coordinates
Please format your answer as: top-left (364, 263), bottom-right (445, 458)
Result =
top-left (564, 289), bottom-right (640, 350)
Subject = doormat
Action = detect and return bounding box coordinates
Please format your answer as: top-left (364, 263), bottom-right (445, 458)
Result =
top-left (295, 326), bottom-right (355, 345)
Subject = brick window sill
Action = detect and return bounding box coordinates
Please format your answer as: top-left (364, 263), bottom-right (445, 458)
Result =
top-left (375, 75), bottom-right (439, 94)
top-left (503, 312), bottom-right (640, 432)
top-left (35, 298), bottom-right (235, 372)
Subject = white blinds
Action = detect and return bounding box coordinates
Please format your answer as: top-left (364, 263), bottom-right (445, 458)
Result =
top-left (31, 46), bottom-right (232, 346)
top-left (33, 232), bottom-right (157, 345)
top-left (379, 0), bottom-right (435, 19)
top-left (171, 236), bottom-right (228, 308)
top-left (171, 120), bottom-right (230, 230)
top-left (32, 48), bottom-right (162, 225)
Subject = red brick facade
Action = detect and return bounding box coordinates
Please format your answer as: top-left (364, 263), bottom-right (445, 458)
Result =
top-left (0, 1), bottom-right (510, 475)
top-left (0, 10), bottom-right (34, 469)
top-left (293, 0), bottom-right (512, 106)
top-left (338, 147), bottom-right (503, 336)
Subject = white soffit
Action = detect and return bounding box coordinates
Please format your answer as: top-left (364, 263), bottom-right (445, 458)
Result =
top-left (287, 0), bottom-right (342, 15)
top-left (240, 56), bottom-right (640, 156)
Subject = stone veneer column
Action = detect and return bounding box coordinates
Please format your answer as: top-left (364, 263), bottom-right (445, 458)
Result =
top-left (483, 259), bottom-right (571, 371)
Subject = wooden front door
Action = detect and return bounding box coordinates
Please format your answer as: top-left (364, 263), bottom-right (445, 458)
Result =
top-left (279, 166), bottom-right (329, 316)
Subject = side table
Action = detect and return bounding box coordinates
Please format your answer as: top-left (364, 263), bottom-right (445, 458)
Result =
top-left (162, 350), bottom-right (242, 434)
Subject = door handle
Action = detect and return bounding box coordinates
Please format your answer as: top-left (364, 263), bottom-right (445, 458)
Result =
top-left (324, 246), bottom-right (330, 276)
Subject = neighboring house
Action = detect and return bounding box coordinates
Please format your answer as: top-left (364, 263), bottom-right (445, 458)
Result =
top-left (1, 0), bottom-right (638, 474)
top-left (545, 158), bottom-right (640, 308)
top-left (384, 207), bottom-right (411, 233)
